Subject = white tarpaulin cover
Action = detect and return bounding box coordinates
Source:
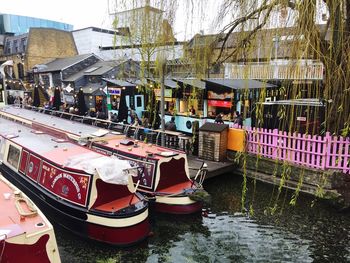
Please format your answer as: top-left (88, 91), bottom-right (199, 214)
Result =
top-left (63, 152), bottom-right (132, 185)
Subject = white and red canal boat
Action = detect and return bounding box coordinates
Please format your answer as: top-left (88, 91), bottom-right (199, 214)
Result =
top-left (0, 106), bottom-right (208, 215)
top-left (0, 116), bottom-right (150, 246)
top-left (0, 174), bottom-right (61, 263)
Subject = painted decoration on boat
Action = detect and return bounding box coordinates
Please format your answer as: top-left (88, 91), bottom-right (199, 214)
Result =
top-left (113, 153), bottom-right (156, 190)
top-left (26, 154), bottom-right (41, 181)
top-left (39, 161), bottom-right (90, 206)
top-left (92, 145), bottom-right (156, 190)
top-left (19, 150), bottom-right (29, 174)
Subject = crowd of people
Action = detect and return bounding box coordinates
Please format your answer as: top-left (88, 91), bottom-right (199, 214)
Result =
top-left (214, 111), bottom-right (243, 126)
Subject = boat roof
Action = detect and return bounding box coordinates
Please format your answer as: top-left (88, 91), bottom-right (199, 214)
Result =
top-left (0, 175), bottom-right (52, 240)
top-left (0, 107), bottom-right (183, 160)
top-left (0, 117), bottom-right (97, 169)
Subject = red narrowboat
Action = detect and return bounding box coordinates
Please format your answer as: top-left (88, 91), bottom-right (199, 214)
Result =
top-left (0, 107), bottom-right (207, 215)
top-left (0, 116), bottom-right (150, 246)
top-left (0, 174), bottom-right (61, 263)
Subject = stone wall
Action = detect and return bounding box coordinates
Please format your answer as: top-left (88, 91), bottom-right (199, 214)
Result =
top-left (229, 151), bottom-right (350, 210)
top-left (26, 28), bottom-right (77, 71)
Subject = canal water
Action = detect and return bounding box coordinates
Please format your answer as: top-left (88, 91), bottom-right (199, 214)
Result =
top-left (56, 173), bottom-right (350, 263)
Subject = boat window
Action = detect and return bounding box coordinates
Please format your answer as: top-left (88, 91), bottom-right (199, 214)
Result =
top-left (7, 144), bottom-right (20, 169)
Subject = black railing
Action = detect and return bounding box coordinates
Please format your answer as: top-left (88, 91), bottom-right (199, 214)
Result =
top-left (25, 106), bottom-right (193, 153)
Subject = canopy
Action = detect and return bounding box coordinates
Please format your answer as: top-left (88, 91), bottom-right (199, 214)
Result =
top-left (148, 78), bottom-right (178, 89)
top-left (103, 78), bottom-right (135, 88)
top-left (204, 78), bottom-right (276, 89)
top-left (63, 152), bottom-right (132, 185)
top-left (32, 85), bottom-right (40, 107)
top-left (77, 89), bottom-right (87, 115)
top-left (174, 78), bottom-right (206, 89)
top-left (53, 87), bottom-right (61, 110)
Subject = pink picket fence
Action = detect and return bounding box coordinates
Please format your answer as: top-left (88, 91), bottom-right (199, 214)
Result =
top-left (244, 127), bottom-right (350, 174)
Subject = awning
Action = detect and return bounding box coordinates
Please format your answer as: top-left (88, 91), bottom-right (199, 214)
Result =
top-left (103, 78), bottom-right (135, 88)
top-left (204, 78), bottom-right (276, 89)
top-left (174, 78), bottom-right (206, 89)
top-left (127, 79), bottom-right (146, 86)
top-left (148, 78), bottom-right (178, 89)
top-left (82, 86), bottom-right (106, 96)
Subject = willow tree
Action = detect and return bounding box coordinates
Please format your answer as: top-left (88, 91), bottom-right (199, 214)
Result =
top-left (204, 0), bottom-right (350, 213)
top-left (212, 0), bottom-right (350, 136)
top-left (110, 0), bottom-right (178, 127)
top-left (107, 0), bottom-right (348, 211)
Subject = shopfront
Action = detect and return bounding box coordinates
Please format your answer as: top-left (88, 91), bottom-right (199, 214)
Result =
top-left (154, 88), bottom-right (175, 114)
top-left (82, 86), bottom-right (107, 112)
top-left (174, 78), bottom-right (206, 117)
top-left (204, 78), bottom-right (277, 126)
top-left (108, 87), bottom-right (121, 110)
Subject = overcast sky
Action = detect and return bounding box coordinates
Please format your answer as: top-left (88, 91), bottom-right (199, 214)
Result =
top-left (1, 0), bottom-right (224, 40)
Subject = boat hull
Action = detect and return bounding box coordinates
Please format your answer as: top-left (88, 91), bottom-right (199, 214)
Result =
top-left (1, 234), bottom-right (52, 263)
top-left (152, 196), bottom-right (202, 214)
top-left (0, 164), bottom-right (151, 246)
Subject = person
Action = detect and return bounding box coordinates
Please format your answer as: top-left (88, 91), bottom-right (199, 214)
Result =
top-left (22, 95), bottom-right (30, 108)
top-left (14, 96), bottom-right (21, 106)
top-left (234, 111), bottom-right (243, 126)
top-left (152, 112), bottom-right (161, 130)
top-left (131, 114), bottom-right (141, 126)
top-left (141, 115), bottom-right (149, 128)
top-left (96, 110), bottom-right (106, 120)
top-left (214, 113), bottom-right (224, 124)
top-left (111, 113), bottom-right (118, 123)
top-left (44, 101), bottom-right (50, 109)
top-left (112, 99), bottom-right (117, 110)
top-left (189, 105), bottom-right (196, 115)
top-left (165, 116), bottom-right (177, 131)
top-left (129, 108), bottom-right (136, 124)
top-left (95, 100), bottom-right (102, 112)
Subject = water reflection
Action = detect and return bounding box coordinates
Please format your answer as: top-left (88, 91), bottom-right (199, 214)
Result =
top-left (57, 173), bottom-right (350, 263)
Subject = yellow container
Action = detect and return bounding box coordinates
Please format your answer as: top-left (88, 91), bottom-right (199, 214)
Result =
top-left (227, 128), bottom-right (245, 152)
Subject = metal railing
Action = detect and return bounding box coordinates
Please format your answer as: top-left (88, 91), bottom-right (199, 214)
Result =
top-left (25, 106), bottom-right (193, 153)
top-left (226, 61), bottom-right (324, 80)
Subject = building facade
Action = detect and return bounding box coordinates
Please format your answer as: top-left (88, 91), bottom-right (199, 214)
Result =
top-left (0, 13), bottom-right (73, 35)
top-left (72, 27), bottom-right (127, 60)
top-left (0, 28), bottom-right (78, 82)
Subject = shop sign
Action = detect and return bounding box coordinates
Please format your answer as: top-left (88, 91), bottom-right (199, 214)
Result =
top-left (108, 87), bottom-right (121, 95)
top-left (154, 88), bottom-right (172, 97)
top-left (208, 100), bottom-right (232, 108)
top-left (208, 90), bottom-right (233, 100)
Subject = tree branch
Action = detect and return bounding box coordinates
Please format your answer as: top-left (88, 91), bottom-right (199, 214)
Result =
top-left (215, 0), bottom-right (279, 62)
top-left (216, 0), bottom-right (275, 63)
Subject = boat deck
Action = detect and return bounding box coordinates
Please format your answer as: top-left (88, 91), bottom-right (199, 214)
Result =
top-left (0, 117), bottom-right (97, 168)
top-left (0, 175), bottom-right (51, 239)
top-left (0, 106), bottom-right (100, 137)
top-left (0, 106), bottom-right (184, 160)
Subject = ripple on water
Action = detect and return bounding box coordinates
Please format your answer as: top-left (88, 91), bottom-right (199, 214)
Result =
top-left (145, 213), bottom-right (313, 263)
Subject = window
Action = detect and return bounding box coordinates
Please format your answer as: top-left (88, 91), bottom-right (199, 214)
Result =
top-left (17, 63), bottom-right (24, 79)
top-left (13, 40), bottom-right (18, 53)
top-left (136, 96), bottom-right (142, 107)
top-left (21, 38), bottom-right (26, 52)
top-left (7, 144), bottom-right (20, 169)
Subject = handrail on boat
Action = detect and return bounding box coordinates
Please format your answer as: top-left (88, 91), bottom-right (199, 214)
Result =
top-left (15, 197), bottom-right (38, 217)
top-left (192, 162), bottom-right (208, 187)
top-left (18, 105), bottom-right (192, 151)
top-left (129, 180), bottom-right (140, 205)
